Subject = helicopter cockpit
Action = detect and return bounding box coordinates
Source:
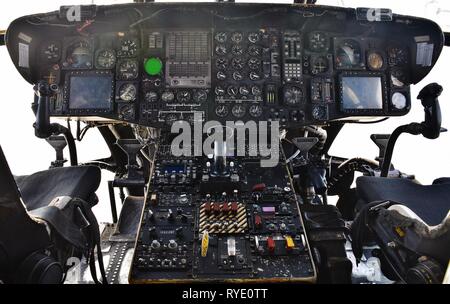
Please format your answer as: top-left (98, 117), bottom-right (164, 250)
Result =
top-left (0, 0), bottom-right (448, 286)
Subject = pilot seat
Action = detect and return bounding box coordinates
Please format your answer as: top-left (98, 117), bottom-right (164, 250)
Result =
top-left (0, 144), bottom-right (106, 284)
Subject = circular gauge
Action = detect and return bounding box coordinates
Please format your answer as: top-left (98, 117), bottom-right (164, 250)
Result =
top-left (368, 52), bottom-right (384, 70)
top-left (311, 56), bottom-right (329, 74)
top-left (215, 105), bottom-right (229, 118)
top-left (249, 71), bottom-right (261, 81)
top-left (249, 105), bottom-right (263, 118)
top-left (309, 32), bottom-right (328, 52)
top-left (165, 113), bottom-right (178, 126)
top-left (96, 49), bottom-right (116, 69)
top-left (231, 58), bottom-right (245, 70)
top-left (144, 91), bottom-right (158, 103)
top-left (232, 71), bottom-right (244, 81)
top-left (388, 47), bottom-right (408, 66)
top-left (251, 86), bottom-right (262, 96)
top-left (215, 45), bottom-right (227, 56)
top-left (193, 90), bottom-right (208, 103)
top-left (284, 86), bottom-right (303, 105)
top-left (161, 91), bottom-right (175, 103)
top-left (215, 32), bottom-right (228, 43)
top-left (119, 104), bottom-right (135, 120)
top-left (215, 58), bottom-right (228, 70)
top-left (118, 39), bottom-right (138, 57)
top-left (335, 39), bottom-right (362, 69)
top-left (216, 71), bottom-right (227, 81)
top-left (239, 86), bottom-right (250, 96)
top-left (215, 86), bottom-right (226, 96)
top-left (232, 45), bottom-right (244, 56)
top-left (42, 42), bottom-right (61, 62)
top-left (231, 32), bottom-right (243, 44)
top-left (391, 69), bottom-right (407, 87)
top-left (119, 83), bottom-right (137, 102)
top-left (176, 90), bottom-right (191, 103)
top-left (117, 60), bottom-right (138, 80)
top-left (248, 32), bottom-right (261, 44)
top-left (392, 92), bottom-right (407, 110)
top-left (227, 86), bottom-right (238, 96)
top-left (248, 45), bottom-right (262, 56)
top-left (232, 104), bottom-right (246, 118)
top-left (66, 40), bottom-right (92, 68)
top-left (312, 105), bottom-right (327, 120)
top-left (248, 58), bottom-right (260, 70)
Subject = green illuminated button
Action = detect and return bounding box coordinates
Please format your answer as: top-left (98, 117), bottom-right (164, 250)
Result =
top-left (144, 57), bottom-right (163, 76)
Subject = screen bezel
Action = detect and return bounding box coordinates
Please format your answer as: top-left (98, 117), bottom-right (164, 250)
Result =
top-left (63, 71), bottom-right (115, 115)
top-left (339, 72), bottom-right (388, 115)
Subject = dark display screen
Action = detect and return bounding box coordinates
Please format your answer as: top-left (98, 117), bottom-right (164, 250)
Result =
top-left (69, 76), bottom-right (113, 110)
top-left (341, 76), bottom-right (383, 110)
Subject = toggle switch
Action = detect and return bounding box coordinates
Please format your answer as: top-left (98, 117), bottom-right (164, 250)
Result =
top-left (231, 202), bottom-right (238, 214)
top-left (285, 236), bottom-right (295, 251)
top-left (267, 236), bottom-right (275, 253)
top-left (254, 214), bottom-right (262, 229)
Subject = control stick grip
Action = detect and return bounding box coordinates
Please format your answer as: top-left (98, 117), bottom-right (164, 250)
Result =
top-left (417, 83), bottom-right (443, 139)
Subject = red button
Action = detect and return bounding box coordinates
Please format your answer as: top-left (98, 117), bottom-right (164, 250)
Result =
top-left (254, 215), bottom-right (262, 229)
top-left (267, 237), bottom-right (275, 253)
top-left (231, 202), bottom-right (238, 214)
top-left (222, 203), bottom-right (229, 213)
top-left (213, 202), bottom-right (221, 214)
top-left (205, 202), bottom-right (211, 215)
top-left (252, 183), bottom-right (266, 192)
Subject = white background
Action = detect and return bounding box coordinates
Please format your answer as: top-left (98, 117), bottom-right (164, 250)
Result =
top-left (1, 0), bottom-right (450, 222)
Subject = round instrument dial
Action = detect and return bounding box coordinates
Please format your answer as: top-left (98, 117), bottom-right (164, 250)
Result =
top-left (144, 91), bottom-right (158, 103)
top-left (161, 91), bottom-right (175, 103)
top-left (65, 40), bottom-right (92, 68)
top-left (391, 69), bottom-right (407, 87)
top-left (312, 105), bottom-right (327, 120)
top-left (215, 58), bottom-right (228, 70)
top-left (232, 104), bottom-right (246, 118)
top-left (215, 105), bottom-right (229, 118)
top-left (284, 86), bottom-right (303, 105)
top-left (388, 47), bottom-right (408, 66)
top-left (215, 86), bottom-right (226, 96)
top-left (193, 90), bottom-right (208, 103)
top-left (248, 32), bottom-right (261, 44)
top-left (249, 71), bottom-right (261, 81)
top-left (232, 71), bottom-right (244, 81)
top-left (248, 45), bottom-right (262, 56)
top-left (215, 32), bottom-right (228, 43)
top-left (335, 39), bottom-right (362, 68)
top-left (176, 90), bottom-right (191, 103)
top-left (391, 92), bottom-right (407, 110)
top-left (231, 32), bottom-right (243, 44)
top-left (232, 45), bottom-right (244, 56)
top-left (309, 32), bottom-right (328, 52)
top-left (118, 39), bottom-right (138, 57)
top-left (231, 58), bottom-right (245, 70)
top-left (311, 56), bottom-right (329, 74)
top-left (96, 49), bottom-right (116, 69)
top-left (216, 71), bottom-right (227, 81)
top-left (248, 58), bottom-right (261, 70)
top-left (117, 60), bottom-right (138, 80)
top-left (368, 52), bottom-right (384, 70)
top-left (249, 105), bottom-right (263, 118)
top-left (215, 45), bottom-right (227, 56)
top-left (227, 86), bottom-right (238, 96)
top-left (239, 86), bottom-right (250, 96)
top-left (119, 83), bottom-right (137, 102)
top-left (251, 86), bottom-right (262, 96)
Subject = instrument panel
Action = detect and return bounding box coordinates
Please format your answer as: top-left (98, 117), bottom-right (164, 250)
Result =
top-left (5, 3), bottom-right (444, 128)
